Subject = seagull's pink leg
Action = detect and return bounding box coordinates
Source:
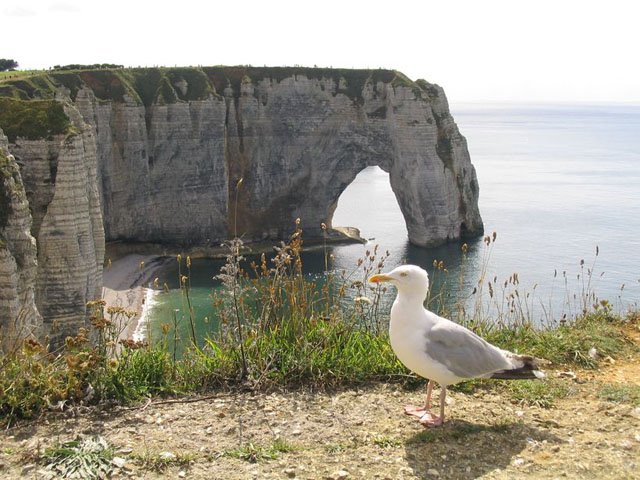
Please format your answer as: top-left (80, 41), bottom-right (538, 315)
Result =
top-left (405, 380), bottom-right (434, 418)
top-left (419, 386), bottom-right (446, 428)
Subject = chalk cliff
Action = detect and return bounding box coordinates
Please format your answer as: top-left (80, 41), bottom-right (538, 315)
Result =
top-left (0, 99), bottom-right (105, 349)
top-left (3, 67), bottom-right (482, 247)
top-left (0, 131), bottom-right (42, 351)
top-left (0, 67), bottom-right (483, 346)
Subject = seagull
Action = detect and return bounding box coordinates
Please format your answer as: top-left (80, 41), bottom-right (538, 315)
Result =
top-left (369, 264), bottom-right (545, 427)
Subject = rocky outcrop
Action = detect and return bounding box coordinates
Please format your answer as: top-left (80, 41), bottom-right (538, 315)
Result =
top-left (224, 74), bottom-right (483, 246)
top-left (72, 87), bottom-right (229, 246)
top-left (2, 105), bottom-right (105, 350)
top-left (49, 67), bottom-right (482, 247)
top-left (0, 131), bottom-right (42, 352)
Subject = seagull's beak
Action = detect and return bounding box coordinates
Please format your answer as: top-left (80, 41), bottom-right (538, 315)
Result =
top-left (369, 273), bottom-right (393, 284)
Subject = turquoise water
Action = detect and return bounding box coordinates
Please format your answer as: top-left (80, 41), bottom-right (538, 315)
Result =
top-left (146, 103), bottom-right (640, 339)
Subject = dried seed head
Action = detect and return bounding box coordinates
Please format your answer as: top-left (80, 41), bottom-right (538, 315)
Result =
top-left (461, 243), bottom-right (468, 254)
top-left (354, 296), bottom-right (373, 305)
top-left (321, 222), bottom-right (327, 230)
top-left (295, 217), bottom-right (301, 225)
top-left (186, 256), bottom-right (191, 268)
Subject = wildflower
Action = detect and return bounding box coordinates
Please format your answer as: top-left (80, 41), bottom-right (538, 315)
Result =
top-left (187, 256), bottom-right (191, 268)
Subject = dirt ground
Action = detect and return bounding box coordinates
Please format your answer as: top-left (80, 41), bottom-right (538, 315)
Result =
top-left (1, 353), bottom-right (639, 480)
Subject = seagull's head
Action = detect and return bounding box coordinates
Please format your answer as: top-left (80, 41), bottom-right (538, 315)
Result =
top-left (369, 264), bottom-right (429, 297)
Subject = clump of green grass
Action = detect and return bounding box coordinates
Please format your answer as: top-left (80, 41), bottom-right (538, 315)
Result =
top-left (0, 97), bottom-right (71, 142)
top-left (42, 436), bottom-right (114, 480)
top-left (130, 450), bottom-right (195, 471)
top-left (477, 310), bottom-right (636, 368)
top-left (598, 383), bottom-right (640, 406)
top-left (372, 434), bottom-right (402, 448)
top-left (504, 378), bottom-right (572, 408)
top-left (223, 439), bottom-right (295, 463)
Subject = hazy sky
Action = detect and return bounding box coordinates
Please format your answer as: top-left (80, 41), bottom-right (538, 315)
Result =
top-left (3, 0), bottom-right (639, 103)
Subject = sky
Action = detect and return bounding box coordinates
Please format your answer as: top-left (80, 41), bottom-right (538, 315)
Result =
top-left (2, 0), bottom-right (639, 104)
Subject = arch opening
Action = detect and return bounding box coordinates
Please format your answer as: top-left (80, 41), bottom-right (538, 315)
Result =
top-left (330, 166), bottom-right (408, 246)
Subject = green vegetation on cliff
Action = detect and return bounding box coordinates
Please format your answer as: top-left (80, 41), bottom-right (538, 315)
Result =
top-left (0, 97), bottom-right (71, 142)
top-left (0, 66), bottom-right (428, 108)
top-left (1, 224), bottom-right (638, 426)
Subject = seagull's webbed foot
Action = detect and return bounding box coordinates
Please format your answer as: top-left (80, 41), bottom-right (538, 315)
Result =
top-left (418, 413), bottom-right (444, 428)
top-left (404, 405), bottom-right (430, 418)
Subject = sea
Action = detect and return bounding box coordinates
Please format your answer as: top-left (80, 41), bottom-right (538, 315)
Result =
top-left (143, 103), bottom-right (640, 340)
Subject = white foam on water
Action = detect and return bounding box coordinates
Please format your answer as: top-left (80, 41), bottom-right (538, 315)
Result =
top-left (133, 287), bottom-right (158, 342)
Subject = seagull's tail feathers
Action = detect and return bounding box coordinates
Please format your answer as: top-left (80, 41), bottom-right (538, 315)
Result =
top-left (490, 354), bottom-right (546, 380)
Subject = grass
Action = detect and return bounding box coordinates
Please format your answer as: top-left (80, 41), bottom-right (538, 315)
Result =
top-left (372, 434), bottom-right (403, 448)
top-left (598, 383), bottom-right (640, 406)
top-left (0, 66), bottom-right (421, 108)
top-left (42, 436), bottom-right (114, 479)
top-left (0, 97), bottom-right (72, 142)
top-left (223, 439), bottom-right (295, 463)
top-left (130, 450), bottom-right (195, 471)
top-left (0, 70), bottom-right (45, 81)
top-left (503, 378), bottom-right (572, 408)
top-left (0, 224), bottom-right (638, 427)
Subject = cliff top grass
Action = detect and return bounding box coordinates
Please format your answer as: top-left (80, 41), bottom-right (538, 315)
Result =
top-left (0, 66), bottom-right (432, 107)
top-left (0, 97), bottom-right (71, 143)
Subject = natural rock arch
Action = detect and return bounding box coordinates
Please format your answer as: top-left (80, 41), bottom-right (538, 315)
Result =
top-left (225, 75), bottom-right (483, 247)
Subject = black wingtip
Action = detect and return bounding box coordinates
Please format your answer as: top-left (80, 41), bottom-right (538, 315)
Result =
top-left (490, 367), bottom-right (544, 380)
top-left (491, 355), bottom-right (546, 380)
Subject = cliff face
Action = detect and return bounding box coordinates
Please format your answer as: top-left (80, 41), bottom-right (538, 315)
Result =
top-left (0, 131), bottom-right (42, 351)
top-left (39, 67), bottom-right (481, 247)
top-left (72, 87), bottom-right (229, 246)
top-left (1, 102), bottom-right (105, 350)
top-left (0, 67), bottom-right (483, 346)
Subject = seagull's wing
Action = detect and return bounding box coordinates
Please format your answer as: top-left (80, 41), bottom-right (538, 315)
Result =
top-left (425, 318), bottom-right (512, 379)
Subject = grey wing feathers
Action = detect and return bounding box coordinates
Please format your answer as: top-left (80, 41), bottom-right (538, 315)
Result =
top-left (425, 321), bottom-right (511, 378)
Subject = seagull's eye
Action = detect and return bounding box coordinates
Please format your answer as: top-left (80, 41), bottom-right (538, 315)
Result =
top-left (399, 272), bottom-right (408, 277)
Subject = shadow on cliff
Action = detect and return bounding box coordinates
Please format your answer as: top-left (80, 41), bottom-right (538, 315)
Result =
top-left (404, 419), bottom-right (561, 478)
